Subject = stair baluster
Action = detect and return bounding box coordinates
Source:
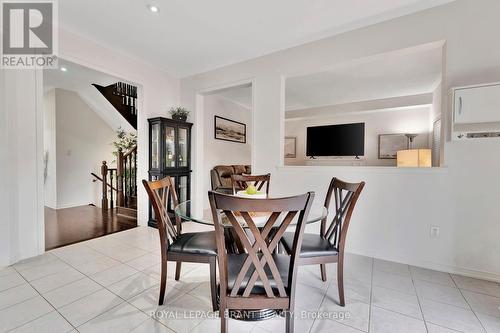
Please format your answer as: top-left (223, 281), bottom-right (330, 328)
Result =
top-left (117, 149), bottom-right (124, 206)
top-left (101, 161), bottom-right (109, 210)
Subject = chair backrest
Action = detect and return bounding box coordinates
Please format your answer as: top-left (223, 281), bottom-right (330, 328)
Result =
top-left (208, 191), bottom-right (314, 309)
top-left (231, 173), bottom-right (271, 195)
top-left (142, 177), bottom-right (181, 251)
top-left (321, 177), bottom-right (365, 253)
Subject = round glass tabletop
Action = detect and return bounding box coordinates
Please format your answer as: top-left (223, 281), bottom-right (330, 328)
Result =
top-left (174, 200), bottom-right (328, 227)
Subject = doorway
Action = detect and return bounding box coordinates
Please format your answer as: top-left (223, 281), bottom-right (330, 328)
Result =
top-left (42, 59), bottom-right (140, 249)
top-left (194, 81), bottom-right (254, 217)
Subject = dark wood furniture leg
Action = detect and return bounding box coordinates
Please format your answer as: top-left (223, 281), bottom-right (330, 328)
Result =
top-left (175, 261), bottom-right (182, 281)
top-left (209, 257), bottom-right (218, 311)
top-left (337, 254), bottom-right (345, 306)
top-left (320, 263), bottom-right (327, 282)
top-left (159, 257), bottom-right (168, 305)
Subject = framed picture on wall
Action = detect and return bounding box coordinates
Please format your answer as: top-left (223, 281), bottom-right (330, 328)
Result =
top-left (214, 116), bottom-right (246, 143)
top-left (284, 137), bottom-right (296, 158)
top-left (378, 134), bottom-right (407, 159)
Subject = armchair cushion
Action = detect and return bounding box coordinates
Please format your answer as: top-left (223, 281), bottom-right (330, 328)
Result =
top-left (210, 165), bottom-right (251, 193)
top-left (232, 165), bottom-right (247, 175)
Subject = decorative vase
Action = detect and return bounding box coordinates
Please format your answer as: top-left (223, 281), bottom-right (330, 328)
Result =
top-left (172, 114), bottom-right (187, 122)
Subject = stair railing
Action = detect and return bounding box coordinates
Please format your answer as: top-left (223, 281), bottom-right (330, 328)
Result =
top-left (91, 161), bottom-right (118, 210)
top-left (91, 145), bottom-right (137, 211)
top-left (117, 145), bottom-right (137, 209)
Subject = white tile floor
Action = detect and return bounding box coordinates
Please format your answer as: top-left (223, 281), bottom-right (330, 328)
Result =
top-left (1, 225), bottom-right (500, 333)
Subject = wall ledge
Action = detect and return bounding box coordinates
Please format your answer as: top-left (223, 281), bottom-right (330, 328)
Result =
top-left (276, 165), bottom-right (449, 175)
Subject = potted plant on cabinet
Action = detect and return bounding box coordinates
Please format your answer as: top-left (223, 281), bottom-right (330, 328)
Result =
top-left (169, 106), bottom-right (190, 122)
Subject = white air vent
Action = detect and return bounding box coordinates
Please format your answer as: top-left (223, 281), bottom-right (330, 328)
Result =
top-left (454, 131), bottom-right (500, 141)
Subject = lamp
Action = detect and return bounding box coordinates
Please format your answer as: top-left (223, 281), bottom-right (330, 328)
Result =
top-left (405, 133), bottom-right (418, 149)
top-left (397, 149), bottom-right (432, 167)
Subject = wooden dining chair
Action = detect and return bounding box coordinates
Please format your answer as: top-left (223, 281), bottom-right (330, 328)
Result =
top-left (231, 173), bottom-right (271, 195)
top-left (208, 190), bottom-right (314, 333)
top-left (143, 177), bottom-right (218, 310)
top-left (281, 177), bottom-right (365, 306)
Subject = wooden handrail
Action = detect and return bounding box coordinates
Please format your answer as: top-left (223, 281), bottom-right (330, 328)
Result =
top-left (91, 173), bottom-right (117, 192)
top-left (123, 145), bottom-right (137, 158)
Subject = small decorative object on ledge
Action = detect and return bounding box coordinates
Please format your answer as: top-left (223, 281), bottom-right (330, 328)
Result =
top-left (169, 106), bottom-right (190, 122)
top-left (397, 149), bottom-right (432, 167)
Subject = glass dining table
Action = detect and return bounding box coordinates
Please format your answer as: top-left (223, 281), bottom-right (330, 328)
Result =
top-left (174, 200), bottom-right (328, 227)
top-left (173, 199), bottom-right (328, 321)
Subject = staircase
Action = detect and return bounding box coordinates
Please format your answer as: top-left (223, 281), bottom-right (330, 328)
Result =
top-left (92, 146), bottom-right (138, 220)
top-left (92, 82), bottom-right (138, 130)
top-left (90, 81), bottom-right (138, 220)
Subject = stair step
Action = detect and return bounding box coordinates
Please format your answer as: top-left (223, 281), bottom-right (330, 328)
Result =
top-left (127, 196), bottom-right (137, 209)
top-left (92, 83), bottom-right (137, 129)
top-left (117, 206), bottom-right (137, 220)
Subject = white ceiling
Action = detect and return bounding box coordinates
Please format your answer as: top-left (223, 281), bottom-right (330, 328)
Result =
top-left (43, 59), bottom-right (123, 92)
top-left (59, 0), bottom-right (453, 77)
top-left (285, 46), bottom-right (442, 111)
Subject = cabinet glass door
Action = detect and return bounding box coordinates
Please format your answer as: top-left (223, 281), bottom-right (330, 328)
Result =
top-left (178, 175), bottom-right (189, 203)
top-left (165, 126), bottom-right (176, 168)
top-left (149, 174), bottom-right (162, 222)
top-left (151, 123), bottom-right (160, 169)
top-left (178, 127), bottom-right (188, 168)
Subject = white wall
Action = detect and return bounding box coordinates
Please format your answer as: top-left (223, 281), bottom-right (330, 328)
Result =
top-left (285, 107), bottom-right (431, 166)
top-left (182, 0), bottom-right (500, 281)
top-left (43, 89), bottom-right (57, 209)
top-left (0, 28), bottom-right (179, 266)
top-left (1, 69), bottom-right (45, 266)
top-left (54, 89), bottom-right (117, 209)
top-left (203, 95), bottom-right (252, 209)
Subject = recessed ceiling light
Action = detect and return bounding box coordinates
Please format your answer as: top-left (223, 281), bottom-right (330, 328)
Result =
top-left (60, 67), bottom-right (67, 72)
top-left (148, 5), bottom-right (159, 13)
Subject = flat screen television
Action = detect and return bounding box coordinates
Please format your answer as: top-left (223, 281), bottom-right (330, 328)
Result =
top-left (306, 123), bottom-right (365, 157)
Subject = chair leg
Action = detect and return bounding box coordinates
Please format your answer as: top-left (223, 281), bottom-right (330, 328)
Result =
top-left (337, 259), bottom-right (345, 306)
top-left (285, 310), bottom-right (294, 333)
top-left (175, 261), bottom-right (182, 281)
top-left (220, 307), bottom-right (228, 333)
top-left (320, 263), bottom-right (327, 282)
top-left (209, 257), bottom-right (218, 311)
top-left (158, 258), bottom-right (168, 306)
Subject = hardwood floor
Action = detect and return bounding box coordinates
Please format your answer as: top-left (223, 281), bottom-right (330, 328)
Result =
top-left (44, 205), bottom-right (137, 250)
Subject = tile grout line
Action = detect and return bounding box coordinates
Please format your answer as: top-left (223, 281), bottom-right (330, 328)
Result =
top-left (1, 229), bottom-right (160, 332)
top-left (6, 265), bottom-right (78, 333)
top-left (0, 284), bottom-right (40, 312)
top-left (450, 275), bottom-right (488, 333)
top-left (28, 245), bottom-right (158, 330)
top-left (408, 266), bottom-right (430, 333)
top-left (126, 284), bottom-right (201, 333)
top-left (367, 257), bottom-right (374, 332)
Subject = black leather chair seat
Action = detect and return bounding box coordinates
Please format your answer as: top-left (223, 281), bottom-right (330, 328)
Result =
top-left (281, 232), bottom-right (338, 258)
top-left (227, 253), bottom-right (290, 295)
top-left (169, 231), bottom-right (217, 256)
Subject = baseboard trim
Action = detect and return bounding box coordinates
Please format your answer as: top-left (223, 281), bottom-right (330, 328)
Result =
top-left (348, 250), bottom-right (500, 283)
top-left (55, 202), bottom-right (93, 210)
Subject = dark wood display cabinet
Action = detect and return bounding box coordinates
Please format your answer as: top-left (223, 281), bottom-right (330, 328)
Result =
top-left (148, 117), bottom-right (192, 227)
